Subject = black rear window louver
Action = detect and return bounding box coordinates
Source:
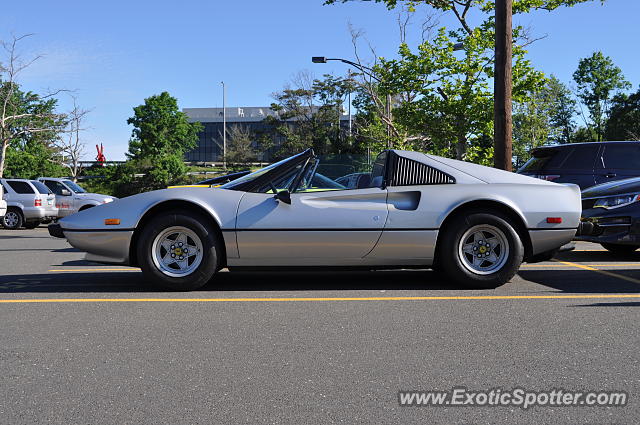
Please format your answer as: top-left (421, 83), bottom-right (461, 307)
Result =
top-left (388, 154), bottom-right (455, 186)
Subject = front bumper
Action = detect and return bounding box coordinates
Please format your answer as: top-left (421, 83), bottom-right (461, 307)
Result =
top-left (49, 225), bottom-right (133, 264)
top-left (574, 213), bottom-right (640, 245)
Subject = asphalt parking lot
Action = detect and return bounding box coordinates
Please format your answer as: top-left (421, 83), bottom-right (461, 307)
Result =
top-left (1, 226), bottom-right (638, 424)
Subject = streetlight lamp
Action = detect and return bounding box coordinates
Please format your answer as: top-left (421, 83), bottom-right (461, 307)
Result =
top-left (312, 56), bottom-right (393, 149)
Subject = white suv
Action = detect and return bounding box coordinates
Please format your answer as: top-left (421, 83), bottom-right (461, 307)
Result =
top-left (0, 184), bottom-right (7, 221)
top-left (0, 179), bottom-right (58, 229)
top-left (38, 177), bottom-right (115, 217)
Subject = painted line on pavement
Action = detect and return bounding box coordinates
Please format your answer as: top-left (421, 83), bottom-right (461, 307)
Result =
top-left (553, 259), bottom-right (640, 285)
top-left (1, 294), bottom-right (640, 304)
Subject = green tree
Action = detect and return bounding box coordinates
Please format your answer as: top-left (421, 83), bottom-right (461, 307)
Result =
top-left (125, 92), bottom-right (202, 190)
top-left (547, 76), bottom-right (576, 144)
top-left (512, 76), bottom-right (576, 166)
top-left (225, 125), bottom-right (257, 170)
top-left (605, 88), bottom-right (640, 140)
top-left (573, 51), bottom-right (630, 141)
top-left (326, 0), bottom-right (605, 162)
top-left (0, 81), bottom-right (67, 178)
top-left (261, 73), bottom-right (358, 159)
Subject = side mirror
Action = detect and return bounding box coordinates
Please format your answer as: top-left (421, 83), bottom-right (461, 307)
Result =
top-left (61, 189), bottom-right (71, 196)
top-left (274, 190), bottom-right (291, 205)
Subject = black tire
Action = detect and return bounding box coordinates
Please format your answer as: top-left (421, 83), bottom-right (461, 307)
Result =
top-left (600, 243), bottom-right (639, 255)
top-left (24, 222), bottom-right (40, 229)
top-left (439, 211), bottom-right (524, 289)
top-left (2, 208), bottom-right (24, 230)
top-left (136, 210), bottom-right (221, 291)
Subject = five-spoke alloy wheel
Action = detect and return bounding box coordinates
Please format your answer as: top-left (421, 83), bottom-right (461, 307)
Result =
top-left (137, 210), bottom-right (221, 290)
top-left (439, 211), bottom-right (523, 288)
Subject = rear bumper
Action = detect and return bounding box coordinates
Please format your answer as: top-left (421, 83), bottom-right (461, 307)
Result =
top-left (528, 228), bottom-right (577, 255)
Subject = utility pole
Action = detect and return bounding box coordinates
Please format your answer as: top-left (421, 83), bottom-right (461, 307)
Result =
top-left (347, 70), bottom-right (352, 137)
top-left (221, 81), bottom-right (227, 170)
top-left (494, 0), bottom-right (513, 171)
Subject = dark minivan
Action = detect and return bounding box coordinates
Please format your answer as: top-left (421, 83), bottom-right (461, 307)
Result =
top-left (518, 141), bottom-right (640, 189)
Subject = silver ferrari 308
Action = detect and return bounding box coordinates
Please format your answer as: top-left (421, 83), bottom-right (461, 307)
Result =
top-left (49, 149), bottom-right (582, 290)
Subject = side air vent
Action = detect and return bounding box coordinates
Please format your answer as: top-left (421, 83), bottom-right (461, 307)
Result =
top-left (388, 155), bottom-right (455, 186)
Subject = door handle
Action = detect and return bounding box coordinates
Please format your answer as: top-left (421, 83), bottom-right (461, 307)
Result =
top-left (604, 173), bottom-right (617, 178)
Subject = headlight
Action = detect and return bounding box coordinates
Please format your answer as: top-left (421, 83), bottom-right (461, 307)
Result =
top-left (593, 193), bottom-right (640, 209)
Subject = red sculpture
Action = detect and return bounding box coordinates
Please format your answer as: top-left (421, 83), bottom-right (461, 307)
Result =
top-left (95, 143), bottom-right (106, 166)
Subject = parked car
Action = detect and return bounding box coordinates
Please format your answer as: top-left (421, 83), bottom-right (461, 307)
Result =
top-left (0, 184), bottom-right (6, 221)
top-left (575, 176), bottom-right (640, 254)
top-left (518, 141), bottom-right (640, 189)
top-left (49, 149), bottom-right (582, 291)
top-left (37, 177), bottom-right (115, 218)
top-left (0, 179), bottom-right (58, 229)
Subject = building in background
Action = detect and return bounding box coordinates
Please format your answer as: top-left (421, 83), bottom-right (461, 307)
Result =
top-left (183, 107), bottom-right (352, 163)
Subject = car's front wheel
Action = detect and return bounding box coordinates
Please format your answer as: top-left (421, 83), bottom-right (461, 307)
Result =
top-left (137, 210), bottom-right (221, 291)
top-left (600, 243), bottom-right (639, 255)
top-left (2, 208), bottom-right (24, 230)
top-left (439, 212), bottom-right (524, 289)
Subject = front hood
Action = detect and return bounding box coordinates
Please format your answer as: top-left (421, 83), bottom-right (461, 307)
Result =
top-left (582, 177), bottom-right (640, 198)
top-left (74, 192), bottom-right (116, 202)
top-left (59, 187), bottom-right (245, 231)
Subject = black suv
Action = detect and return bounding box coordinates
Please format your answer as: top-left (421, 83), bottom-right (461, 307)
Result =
top-left (518, 141), bottom-right (640, 189)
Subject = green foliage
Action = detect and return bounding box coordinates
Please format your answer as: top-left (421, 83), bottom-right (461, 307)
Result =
top-left (261, 74), bottom-right (359, 160)
top-left (324, 0), bottom-right (604, 14)
top-left (605, 88), bottom-right (640, 141)
top-left (512, 76), bottom-right (576, 166)
top-left (225, 125), bottom-right (257, 170)
top-left (0, 81), bottom-right (67, 178)
top-left (374, 17), bottom-right (544, 160)
top-left (124, 92), bottom-right (202, 190)
top-left (573, 51), bottom-right (630, 141)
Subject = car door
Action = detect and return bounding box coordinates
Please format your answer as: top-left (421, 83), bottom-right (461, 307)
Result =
top-left (43, 180), bottom-right (74, 216)
top-left (594, 143), bottom-right (640, 185)
top-left (235, 157), bottom-right (389, 263)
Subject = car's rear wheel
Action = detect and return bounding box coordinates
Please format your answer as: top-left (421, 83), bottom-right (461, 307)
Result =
top-left (137, 210), bottom-right (221, 291)
top-left (439, 212), bottom-right (524, 289)
top-left (600, 243), bottom-right (640, 255)
top-left (2, 208), bottom-right (24, 230)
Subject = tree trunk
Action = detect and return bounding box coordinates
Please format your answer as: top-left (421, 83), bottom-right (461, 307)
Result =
top-left (0, 140), bottom-right (7, 178)
top-left (455, 136), bottom-right (466, 160)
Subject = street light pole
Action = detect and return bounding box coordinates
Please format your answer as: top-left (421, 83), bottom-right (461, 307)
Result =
top-left (312, 56), bottom-right (393, 149)
top-left (494, 0), bottom-right (513, 171)
top-left (221, 81), bottom-right (227, 170)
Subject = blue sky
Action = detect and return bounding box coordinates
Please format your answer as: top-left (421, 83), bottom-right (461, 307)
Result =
top-left (2, 0), bottom-right (638, 160)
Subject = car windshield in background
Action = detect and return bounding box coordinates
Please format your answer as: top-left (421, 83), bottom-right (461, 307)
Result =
top-left (30, 181), bottom-right (52, 194)
top-left (63, 180), bottom-right (87, 193)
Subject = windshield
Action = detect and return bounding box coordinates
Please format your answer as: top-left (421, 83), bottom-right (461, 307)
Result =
top-left (63, 180), bottom-right (87, 193)
top-left (220, 157), bottom-right (296, 190)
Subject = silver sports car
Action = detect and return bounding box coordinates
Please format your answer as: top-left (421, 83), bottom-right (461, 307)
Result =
top-left (49, 149), bottom-right (582, 290)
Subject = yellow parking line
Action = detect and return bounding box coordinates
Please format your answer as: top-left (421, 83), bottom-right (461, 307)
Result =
top-left (0, 294), bottom-right (639, 304)
top-left (553, 259), bottom-right (640, 285)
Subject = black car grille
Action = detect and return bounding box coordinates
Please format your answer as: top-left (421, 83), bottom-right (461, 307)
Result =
top-left (582, 198), bottom-right (597, 210)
